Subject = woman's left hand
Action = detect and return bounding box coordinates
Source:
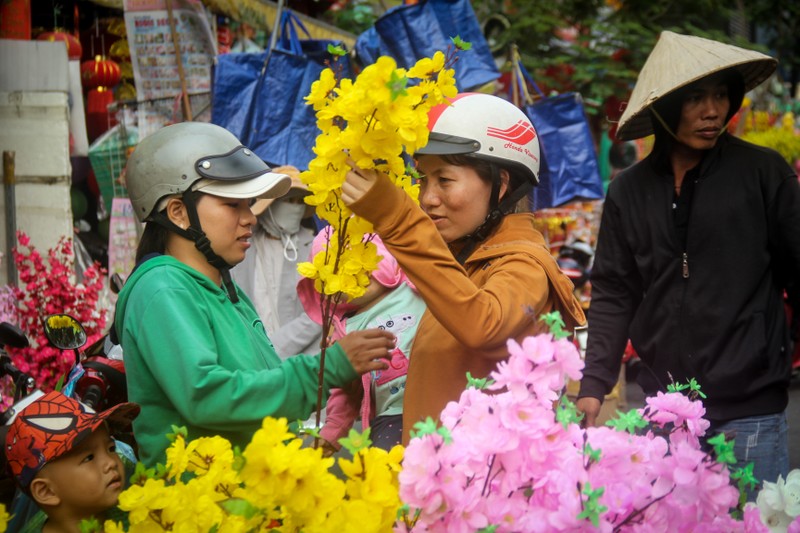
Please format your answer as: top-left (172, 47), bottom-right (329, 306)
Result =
top-left (341, 158), bottom-right (379, 205)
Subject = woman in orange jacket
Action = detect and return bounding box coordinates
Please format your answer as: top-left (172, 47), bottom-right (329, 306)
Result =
top-left (342, 93), bottom-right (586, 443)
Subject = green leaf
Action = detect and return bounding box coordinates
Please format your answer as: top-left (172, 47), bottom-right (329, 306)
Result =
top-left (166, 425), bottom-right (188, 443)
top-left (219, 497), bottom-right (261, 519)
top-left (666, 382), bottom-right (688, 393)
top-left (155, 463), bottom-right (169, 479)
top-left (731, 462), bottom-right (758, 505)
top-left (539, 311), bottom-right (570, 339)
top-left (733, 462), bottom-right (758, 487)
top-left (410, 417), bottom-right (452, 444)
top-left (583, 443), bottom-right (602, 463)
top-left (54, 373), bottom-right (66, 393)
top-left (707, 433), bottom-right (737, 465)
top-left (577, 483), bottom-right (607, 527)
top-left (450, 35), bottom-right (472, 50)
top-left (326, 43), bottom-right (346, 56)
top-left (130, 461), bottom-right (156, 485)
top-left (406, 164), bottom-right (420, 177)
top-left (477, 526), bottom-right (498, 533)
top-left (386, 70), bottom-right (409, 100)
top-left (556, 396), bottom-right (582, 428)
top-left (339, 427), bottom-right (372, 454)
top-left (685, 378), bottom-right (707, 398)
top-left (397, 504), bottom-right (421, 522)
top-left (78, 517), bottom-right (102, 533)
top-left (307, 427), bottom-right (322, 439)
top-left (410, 417), bottom-right (439, 438)
top-left (605, 409), bottom-right (648, 434)
top-left (466, 371), bottom-right (494, 390)
top-left (232, 446), bottom-right (246, 472)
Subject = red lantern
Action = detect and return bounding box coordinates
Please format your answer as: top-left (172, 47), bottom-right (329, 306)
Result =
top-left (86, 87), bottom-right (114, 114)
top-left (38, 31), bottom-right (83, 60)
top-left (0, 0), bottom-right (31, 40)
top-left (80, 56), bottom-right (121, 89)
top-left (85, 87), bottom-right (118, 141)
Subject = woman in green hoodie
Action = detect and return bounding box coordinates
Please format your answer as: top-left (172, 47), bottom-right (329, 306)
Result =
top-left (116, 122), bottom-right (395, 466)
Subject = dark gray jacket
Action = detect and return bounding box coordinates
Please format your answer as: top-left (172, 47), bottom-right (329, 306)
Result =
top-left (580, 133), bottom-right (800, 422)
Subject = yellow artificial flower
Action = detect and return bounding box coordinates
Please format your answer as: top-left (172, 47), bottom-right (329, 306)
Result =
top-left (301, 49), bottom-right (459, 316)
top-left (338, 447), bottom-right (404, 530)
top-left (211, 515), bottom-right (246, 533)
top-left (0, 504), bottom-right (8, 532)
top-left (407, 50), bottom-right (446, 79)
top-left (101, 521), bottom-right (126, 533)
top-left (118, 478), bottom-right (169, 524)
top-left (781, 112), bottom-right (795, 131)
top-left (305, 68), bottom-right (337, 111)
top-left (161, 483), bottom-right (225, 531)
top-left (185, 435), bottom-right (235, 481)
top-left (165, 434), bottom-right (189, 480)
top-left (360, 128), bottom-right (403, 162)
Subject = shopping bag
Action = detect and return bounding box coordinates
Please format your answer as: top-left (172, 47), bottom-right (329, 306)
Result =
top-left (211, 10), bottom-right (353, 170)
top-left (355, 0), bottom-right (499, 91)
top-left (512, 58), bottom-right (604, 210)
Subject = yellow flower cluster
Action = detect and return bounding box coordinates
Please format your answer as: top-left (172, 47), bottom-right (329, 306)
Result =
top-left (102, 418), bottom-right (404, 532)
top-left (298, 50), bottom-right (457, 299)
top-left (738, 101), bottom-right (800, 165)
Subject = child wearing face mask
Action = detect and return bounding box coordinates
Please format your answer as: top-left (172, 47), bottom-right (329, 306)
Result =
top-left (297, 229), bottom-right (427, 452)
top-left (232, 165), bottom-right (323, 359)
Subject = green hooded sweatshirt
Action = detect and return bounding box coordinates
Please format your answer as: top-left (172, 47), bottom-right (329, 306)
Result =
top-left (115, 255), bottom-right (357, 466)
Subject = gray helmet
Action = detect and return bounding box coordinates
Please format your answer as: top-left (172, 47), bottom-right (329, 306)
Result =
top-left (125, 122), bottom-right (291, 223)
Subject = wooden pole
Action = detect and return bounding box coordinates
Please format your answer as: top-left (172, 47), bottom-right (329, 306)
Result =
top-left (165, 0), bottom-right (193, 122)
top-left (3, 151), bottom-right (17, 286)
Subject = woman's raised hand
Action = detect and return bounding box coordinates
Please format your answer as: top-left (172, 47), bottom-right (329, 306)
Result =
top-left (341, 158), bottom-right (380, 205)
top-left (336, 328), bottom-right (395, 374)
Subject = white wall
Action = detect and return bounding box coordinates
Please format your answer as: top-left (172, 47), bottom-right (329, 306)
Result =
top-left (0, 40), bottom-right (74, 287)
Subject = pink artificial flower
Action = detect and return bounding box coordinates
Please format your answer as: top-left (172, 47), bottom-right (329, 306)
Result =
top-left (552, 337), bottom-right (585, 382)
top-left (743, 503), bottom-right (770, 532)
top-left (643, 391), bottom-right (710, 438)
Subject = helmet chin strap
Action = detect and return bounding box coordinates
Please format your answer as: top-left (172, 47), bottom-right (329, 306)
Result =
top-left (152, 189), bottom-right (240, 303)
top-left (454, 165), bottom-right (533, 265)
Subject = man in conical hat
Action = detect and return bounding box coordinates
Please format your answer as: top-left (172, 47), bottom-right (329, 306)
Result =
top-left (577, 31), bottom-right (800, 496)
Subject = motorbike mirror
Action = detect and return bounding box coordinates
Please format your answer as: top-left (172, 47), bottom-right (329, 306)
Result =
top-left (42, 314), bottom-right (87, 351)
top-left (0, 322), bottom-right (30, 349)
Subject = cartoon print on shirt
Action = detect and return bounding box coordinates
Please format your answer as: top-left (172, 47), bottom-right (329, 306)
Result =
top-left (375, 313), bottom-right (416, 335)
top-left (372, 312), bottom-right (418, 387)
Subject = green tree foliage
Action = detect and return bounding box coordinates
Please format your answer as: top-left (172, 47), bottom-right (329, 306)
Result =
top-left (472, 1), bottom-right (752, 107)
top-left (744, 1), bottom-right (800, 89)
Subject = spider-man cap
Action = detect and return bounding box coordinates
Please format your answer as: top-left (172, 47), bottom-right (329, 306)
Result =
top-left (4, 390), bottom-right (140, 489)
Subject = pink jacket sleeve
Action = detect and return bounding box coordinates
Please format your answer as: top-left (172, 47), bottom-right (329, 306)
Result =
top-left (320, 379), bottom-right (363, 449)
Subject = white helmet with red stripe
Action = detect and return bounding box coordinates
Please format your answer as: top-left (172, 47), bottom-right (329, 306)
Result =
top-left (417, 92), bottom-right (540, 186)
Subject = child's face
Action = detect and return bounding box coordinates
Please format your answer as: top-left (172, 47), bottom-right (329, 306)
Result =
top-left (349, 279), bottom-right (391, 312)
top-left (37, 425), bottom-right (125, 516)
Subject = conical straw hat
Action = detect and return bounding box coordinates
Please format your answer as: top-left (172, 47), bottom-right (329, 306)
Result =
top-left (616, 31), bottom-right (777, 141)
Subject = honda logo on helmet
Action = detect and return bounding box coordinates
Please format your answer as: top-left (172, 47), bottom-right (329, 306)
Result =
top-left (486, 120), bottom-right (537, 145)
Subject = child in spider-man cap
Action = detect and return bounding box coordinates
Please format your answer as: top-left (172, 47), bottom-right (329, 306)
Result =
top-left (4, 390), bottom-right (139, 532)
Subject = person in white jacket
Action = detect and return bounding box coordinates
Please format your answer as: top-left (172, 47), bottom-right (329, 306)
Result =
top-left (232, 165), bottom-right (323, 359)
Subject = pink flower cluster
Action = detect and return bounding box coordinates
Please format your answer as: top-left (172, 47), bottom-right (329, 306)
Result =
top-left (398, 333), bottom-right (757, 532)
top-left (2, 232), bottom-right (106, 395)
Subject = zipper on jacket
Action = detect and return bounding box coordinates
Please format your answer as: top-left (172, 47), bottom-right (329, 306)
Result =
top-left (682, 252), bottom-right (689, 279)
